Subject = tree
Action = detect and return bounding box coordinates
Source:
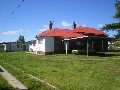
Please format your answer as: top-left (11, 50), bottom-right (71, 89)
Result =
top-left (102, 0), bottom-right (120, 38)
top-left (114, 0), bottom-right (120, 19)
top-left (16, 35), bottom-right (25, 43)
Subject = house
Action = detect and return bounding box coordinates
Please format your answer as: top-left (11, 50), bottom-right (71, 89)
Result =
top-left (29, 40), bottom-right (37, 52)
top-left (0, 42), bottom-right (29, 52)
top-left (29, 21), bottom-right (110, 55)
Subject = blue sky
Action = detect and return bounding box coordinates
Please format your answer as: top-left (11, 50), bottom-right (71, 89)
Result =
top-left (0, 0), bottom-right (117, 43)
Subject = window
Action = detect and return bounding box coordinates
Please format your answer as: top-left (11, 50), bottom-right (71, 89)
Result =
top-left (38, 38), bottom-right (43, 44)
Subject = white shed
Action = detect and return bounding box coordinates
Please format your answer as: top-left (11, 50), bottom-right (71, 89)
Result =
top-left (0, 42), bottom-right (29, 52)
top-left (29, 37), bottom-right (54, 54)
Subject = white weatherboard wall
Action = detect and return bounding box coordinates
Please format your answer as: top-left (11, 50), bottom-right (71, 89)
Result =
top-left (45, 37), bottom-right (54, 52)
top-left (36, 37), bottom-right (54, 53)
top-left (36, 37), bottom-right (45, 52)
top-left (29, 44), bottom-right (36, 52)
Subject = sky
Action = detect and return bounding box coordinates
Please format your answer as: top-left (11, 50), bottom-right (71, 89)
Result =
top-left (0, 0), bottom-right (118, 43)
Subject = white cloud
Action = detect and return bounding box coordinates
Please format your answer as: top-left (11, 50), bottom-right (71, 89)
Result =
top-left (1, 29), bottom-right (30, 35)
top-left (38, 21), bottom-right (71, 32)
top-left (98, 24), bottom-right (104, 28)
top-left (1, 31), bottom-right (19, 35)
top-left (44, 25), bottom-right (49, 28)
top-left (37, 25), bottom-right (49, 32)
top-left (37, 29), bottom-right (47, 32)
top-left (19, 29), bottom-right (30, 33)
top-left (56, 23), bottom-right (61, 27)
top-left (19, 29), bottom-right (24, 32)
top-left (61, 21), bottom-right (71, 27)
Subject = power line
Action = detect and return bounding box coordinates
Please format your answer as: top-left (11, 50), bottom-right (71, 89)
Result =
top-left (17, 5), bottom-right (21, 8)
top-left (11, 0), bottom-right (25, 15)
top-left (22, 0), bottom-right (25, 3)
top-left (11, 11), bottom-right (15, 15)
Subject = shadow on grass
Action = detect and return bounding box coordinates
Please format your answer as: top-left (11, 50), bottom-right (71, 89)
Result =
top-left (87, 52), bottom-right (120, 57)
top-left (75, 51), bottom-right (120, 57)
top-left (0, 87), bottom-right (13, 90)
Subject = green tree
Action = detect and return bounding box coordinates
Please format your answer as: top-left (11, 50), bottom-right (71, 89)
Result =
top-left (16, 35), bottom-right (25, 43)
top-left (102, 0), bottom-right (120, 38)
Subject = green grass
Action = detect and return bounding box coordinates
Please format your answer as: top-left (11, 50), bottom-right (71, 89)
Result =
top-left (0, 74), bottom-right (13, 90)
top-left (0, 52), bottom-right (120, 90)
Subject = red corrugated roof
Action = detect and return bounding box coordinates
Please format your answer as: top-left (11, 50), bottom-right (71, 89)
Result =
top-left (73, 26), bottom-right (108, 36)
top-left (38, 28), bottom-right (84, 38)
top-left (38, 26), bottom-right (108, 38)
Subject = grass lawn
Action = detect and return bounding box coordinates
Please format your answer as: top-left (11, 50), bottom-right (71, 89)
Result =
top-left (0, 52), bottom-right (120, 90)
top-left (0, 74), bottom-right (13, 90)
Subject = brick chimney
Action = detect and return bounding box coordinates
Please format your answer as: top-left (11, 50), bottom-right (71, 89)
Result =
top-left (72, 22), bottom-right (77, 29)
top-left (49, 21), bottom-right (53, 30)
